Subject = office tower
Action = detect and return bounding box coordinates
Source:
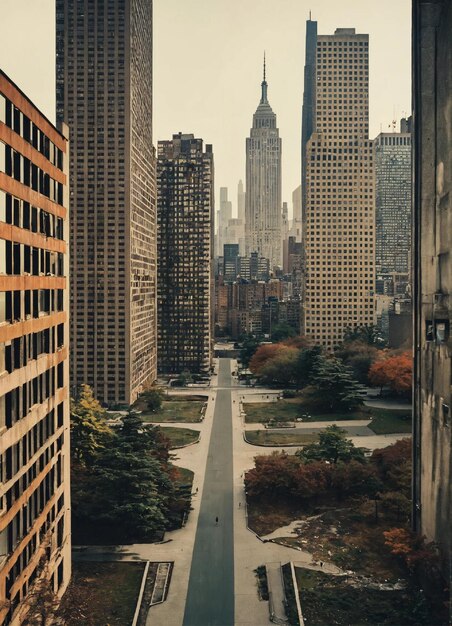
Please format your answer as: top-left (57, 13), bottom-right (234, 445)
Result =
top-left (281, 201), bottom-right (289, 248)
top-left (301, 17), bottom-right (317, 219)
top-left (0, 72), bottom-right (71, 625)
top-left (223, 243), bottom-right (239, 282)
top-left (302, 27), bottom-right (375, 348)
top-left (157, 133), bottom-right (214, 374)
top-left (413, 0), bottom-right (451, 591)
top-left (56, 0), bottom-right (156, 406)
top-left (216, 187), bottom-right (232, 258)
top-left (374, 122), bottom-right (411, 295)
top-left (245, 59), bottom-right (282, 268)
top-left (237, 179), bottom-right (245, 223)
top-left (291, 185), bottom-right (302, 241)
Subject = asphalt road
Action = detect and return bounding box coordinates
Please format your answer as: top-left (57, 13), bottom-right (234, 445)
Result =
top-left (182, 359), bottom-right (235, 626)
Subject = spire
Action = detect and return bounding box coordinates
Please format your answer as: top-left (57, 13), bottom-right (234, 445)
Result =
top-left (260, 52), bottom-right (268, 104)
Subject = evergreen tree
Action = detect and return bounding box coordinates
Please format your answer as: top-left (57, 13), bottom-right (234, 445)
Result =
top-left (296, 425), bottom-right (365, 464)
top-left (308, 355), bottom-right (364, 411)
top-left (92, 411), bottom-right (174, 541)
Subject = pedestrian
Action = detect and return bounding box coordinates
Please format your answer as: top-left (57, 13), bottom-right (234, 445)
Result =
top-left (320, 561), bottom-right (323, 568)
top-left (215, 516), bottom-right (219, 525)
top-left (238, 502), bottom-right (241, 508)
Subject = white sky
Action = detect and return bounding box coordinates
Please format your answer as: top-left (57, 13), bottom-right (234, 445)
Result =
top-left (1, 0), bottom-right (411, 217)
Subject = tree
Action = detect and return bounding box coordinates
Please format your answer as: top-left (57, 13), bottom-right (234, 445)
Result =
top-left (70, 384), bottom-right (113, 467)
top-left (271, 322), bottom-right (296, 342)
top-left (239, 335), bottom-right (260, 367)
top-left (368, 352), bottom-right (412, 396)
top-left (92, 411), bottom-right (174, 541)
top-left (335, 340), bottom-right (381, 385)
top-left (293, 345), bottom-right (323, 389)
top-left (303, 355), bottom-right (364, 412)
top-left (145, 387), bottom-right (164, 412)
top-left (249, 343), bottom-right (285, 374)
top-left (344, 324), bottom-right (384, 346)
top-left (257, 347), bottom-right (299, 386)
top-left (296, 425), bottom-right (365, 464)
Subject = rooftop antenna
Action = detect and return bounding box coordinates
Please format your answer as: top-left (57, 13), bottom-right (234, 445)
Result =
top-left (309, 10), bottom-right (312, 20)
top-left (263, 51), bottom-right (266, 81)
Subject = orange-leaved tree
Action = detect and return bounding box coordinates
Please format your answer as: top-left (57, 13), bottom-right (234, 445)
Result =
top-left (368, 351), bottom-right (412, 395)
top-left (249, 343), bottom-right (293, 375)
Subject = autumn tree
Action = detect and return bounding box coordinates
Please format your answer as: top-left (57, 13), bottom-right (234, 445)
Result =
top-left (70, 384), bottom-right (113, 467)
top-left (249, 343), bottom-right (284, 374)
top-left (368, 351), bottom-right (413, 395)
top-left (257, 346), bottom-right (299, 385)
top-left (335, 339), bottom-right (381, 385)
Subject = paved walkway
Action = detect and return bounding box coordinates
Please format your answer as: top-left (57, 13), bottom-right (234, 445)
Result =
top-left (182, 361), bottom-right (234, 626)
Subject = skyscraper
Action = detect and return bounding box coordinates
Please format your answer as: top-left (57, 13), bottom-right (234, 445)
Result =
top-left (302, 27), bottom-right (375, 348)
top-left (56, 0), bottom-right (156, 406)
top-left (374, 123), bottom-right (412, 294)
top-left (245, 59), bottom-right (282, 268)
top-left (301, 17), bottom-right (317, 219)
top-left (216, 187), bottom-right (232, 257)
top-left (0, 71), bottom-right (71, 625)
top-left (157, 133), bottom-right (214, 374)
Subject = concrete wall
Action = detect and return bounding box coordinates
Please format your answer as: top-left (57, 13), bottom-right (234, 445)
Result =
top-left (413, 0), bottom-right (452, 584)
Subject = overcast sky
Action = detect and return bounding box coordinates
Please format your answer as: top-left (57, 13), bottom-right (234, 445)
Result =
top-left (1, 0), bottom-right (411, 217)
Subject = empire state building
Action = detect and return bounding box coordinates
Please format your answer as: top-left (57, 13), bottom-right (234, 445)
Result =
top-left (245, 59), bottom-right (282, 268)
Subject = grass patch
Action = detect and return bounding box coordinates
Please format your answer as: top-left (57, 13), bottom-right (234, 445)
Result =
top-left (160, 426), bottom-right (199, 448)
top-left (141, 400), bottom-right (205, 423)
top-left (295, 568), bottom-right (437, 626)
top-left (244, 430), bottom-right (319, 446)
top-left (59, 561), bottom-right (146, 626)
top-left (243, 400), bottom-right (369, 425)
top-left (244, 400), bottom-right (413, 435)
top-left (173, 466), bottom-right (194, 487)
top-left (368, 408), bottom-right (412, 434)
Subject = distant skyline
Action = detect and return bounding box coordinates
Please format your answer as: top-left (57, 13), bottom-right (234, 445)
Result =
top-left (0, 0), bottom-right (411, 217)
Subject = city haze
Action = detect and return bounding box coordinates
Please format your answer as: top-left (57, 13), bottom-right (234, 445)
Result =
top-left (0, 0), bottom-right (411, 214)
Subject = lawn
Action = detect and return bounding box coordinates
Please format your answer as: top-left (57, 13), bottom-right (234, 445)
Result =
top-left (243, 400), bottom-right (308, 424)
top-left (160, 426), bottom-right (200, 448)
top-left (294, 568), bottom-right (437, 626)
top-left (368, 407), bottom-right (412, 434)
top-left (245, 430), bottom-right (319, 446)
top-left (243, 400), bottom-right (413, 435)
top-left (59, 561), bottom-right (147, 626)
top-left (140, 400), bottom-right (206, 423)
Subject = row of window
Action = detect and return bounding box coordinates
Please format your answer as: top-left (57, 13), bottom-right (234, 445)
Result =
top-left (0, 94), bottom-right (64, 170)
top-left (2, 363), bottom-right (64, 429)
top-left (0, 240), bottom-right (64, 278)
top-left (0, 143), bottom-right (64, 206)
top-left (0, 191), bottom-right (64, 239)
top-left (0, 289), bottom-right (64, 325)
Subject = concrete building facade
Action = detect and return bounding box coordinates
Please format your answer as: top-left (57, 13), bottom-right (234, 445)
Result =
top-left (0, 72), bottom-right (71, 625)
top-left (157, 133), bottom-right (214, 375)
top-left (302, 26), bottom-right (375, 348)
top-left (245, 61), bottom-right (282, 268)
top-left (56, 0), bottom-right (157, 406)
top-left (413, 0), bottom-right (451, 589)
